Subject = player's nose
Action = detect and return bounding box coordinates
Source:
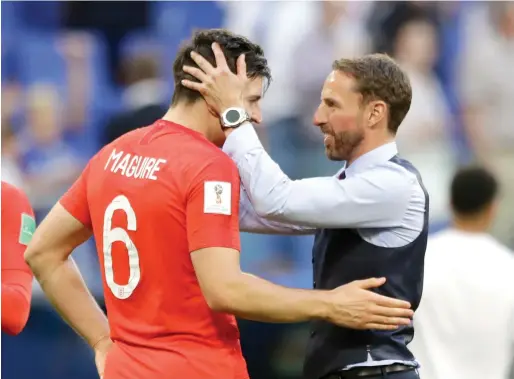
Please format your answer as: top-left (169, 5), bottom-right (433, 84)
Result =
top-left (251, 111), bottom-right (262, 125)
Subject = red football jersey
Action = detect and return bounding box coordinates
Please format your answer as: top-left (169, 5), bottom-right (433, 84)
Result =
top-left (59, 120), bottom-right (248, 379)
top-left (1, 181), bottom-right (35, 335)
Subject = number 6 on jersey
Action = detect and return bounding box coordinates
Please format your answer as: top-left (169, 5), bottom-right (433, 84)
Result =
top-left (103, 195), bottom-right (141, 299)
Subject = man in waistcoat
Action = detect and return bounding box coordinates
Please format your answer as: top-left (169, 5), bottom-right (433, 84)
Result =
top-left (183, 45), bottom-right (426, 379)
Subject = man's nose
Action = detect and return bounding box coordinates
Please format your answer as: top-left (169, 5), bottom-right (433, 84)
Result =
top-left (313, 108), bottom-right (324, 127)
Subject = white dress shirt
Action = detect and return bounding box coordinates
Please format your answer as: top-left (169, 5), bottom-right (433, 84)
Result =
top-left (409, 228), bottom-right (514, 379)
top-left (223, 122), bottom-right (428, 368)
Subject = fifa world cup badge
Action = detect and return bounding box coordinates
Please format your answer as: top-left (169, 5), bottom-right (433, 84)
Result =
top-left (204, 181), bottom-right (231, 215)
top-left (19, 213), bottom-right (36, 246)
top-left (214, 184), bottom-right (223, 204)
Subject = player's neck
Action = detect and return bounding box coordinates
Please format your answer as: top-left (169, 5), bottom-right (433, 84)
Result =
top-left (162, 103), bottom-right (212, 138)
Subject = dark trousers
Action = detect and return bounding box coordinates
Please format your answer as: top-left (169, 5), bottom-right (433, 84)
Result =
top-left (322, 368), bottom-right (419, 379)
top-left (380, 370), bottom-right (419, 379)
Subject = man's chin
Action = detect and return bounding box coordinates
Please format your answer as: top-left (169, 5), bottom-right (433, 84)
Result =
top-left (325, 148), bottom-right (345, 161)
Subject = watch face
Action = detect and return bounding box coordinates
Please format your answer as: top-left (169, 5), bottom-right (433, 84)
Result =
top-left (226, 109), bottom-right (241, 124)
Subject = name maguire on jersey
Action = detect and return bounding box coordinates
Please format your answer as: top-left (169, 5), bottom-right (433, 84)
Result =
top-left (104, 148), bottom-right (167, 181)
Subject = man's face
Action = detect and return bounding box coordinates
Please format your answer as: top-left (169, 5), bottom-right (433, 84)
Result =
top-left (313, 71), bottom-right (366, 161)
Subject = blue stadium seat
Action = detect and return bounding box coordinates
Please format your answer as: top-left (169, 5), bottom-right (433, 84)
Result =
top-left (16, 1), bottom-right (62, 31)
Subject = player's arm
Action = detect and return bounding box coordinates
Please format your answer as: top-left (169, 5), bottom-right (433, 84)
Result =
top-left (1, 183), bottom-right (36, 335)
top-left (24, 164), bottom-right (110, 351)
top-left (224, 123), bottom-right (413, 229)
top-left (188, 156), bottom-right (413, 327)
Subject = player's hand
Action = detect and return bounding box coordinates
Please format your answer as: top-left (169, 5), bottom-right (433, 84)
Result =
top-left (325, 277), bottom-right (414, 330)
top-left (93, 336), bottom-right (113, 379)
top-left (181, 42), bottom-right (248, 115)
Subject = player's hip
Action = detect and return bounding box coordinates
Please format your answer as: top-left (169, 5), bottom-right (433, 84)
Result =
top-left (104, 341), bottom-right (248, 379)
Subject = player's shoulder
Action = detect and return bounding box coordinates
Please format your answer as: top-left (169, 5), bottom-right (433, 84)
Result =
top-left (107, 125), bottom-right (150, 149)
top-left (1, 181), bottom-right (28, 201)
top-left (195, 140), bottom-right (234, 166)
top-left (91, 127), bottom-right (151, 164)
top-left (1, 181), bottom-right (33, 216)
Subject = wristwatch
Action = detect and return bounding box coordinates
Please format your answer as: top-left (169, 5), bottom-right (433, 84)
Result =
top-left (220, 107), bottom-right (250, 129)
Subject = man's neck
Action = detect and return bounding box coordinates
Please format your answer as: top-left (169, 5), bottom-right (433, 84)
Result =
top-left (452, 216), bottom-right (490, 234)
top-left (346, 134), bottom-right (395, 167)
top-left (162, 102), bottom-right (212, 139)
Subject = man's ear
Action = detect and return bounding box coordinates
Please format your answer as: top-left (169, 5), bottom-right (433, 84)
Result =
top-left (368, 100), bottom-right (387, 128)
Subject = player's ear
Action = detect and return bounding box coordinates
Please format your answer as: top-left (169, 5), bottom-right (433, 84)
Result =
top-left (206, 104), bottom-right (219, 119)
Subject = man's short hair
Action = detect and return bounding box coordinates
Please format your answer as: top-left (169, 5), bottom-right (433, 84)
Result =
top-left (332, 54), bottom-right (412, 134)
top-left (451, 166), bottom-right (498, 216)
top-left (171, 29), bottom-right (271, 105)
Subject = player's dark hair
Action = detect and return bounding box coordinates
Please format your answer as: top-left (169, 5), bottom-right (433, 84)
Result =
top-left (451, 166), bottom-right (498, 216)
top-left (171, 29), bottom-right (271, 105)
top-left (332, 54), bottom-right (412, 135)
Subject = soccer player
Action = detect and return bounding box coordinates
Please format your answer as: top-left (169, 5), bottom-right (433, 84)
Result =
top-left (25, 30), bottom-right (413, 379)
top-left (2, 181), bottom-right (36, 335)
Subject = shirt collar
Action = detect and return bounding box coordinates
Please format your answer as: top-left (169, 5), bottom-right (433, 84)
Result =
top-left (342, 142), bottom-right (398, 177)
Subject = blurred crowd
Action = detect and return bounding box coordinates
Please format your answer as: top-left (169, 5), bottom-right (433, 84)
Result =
top-left (1, 2), bottom-right (514, 379)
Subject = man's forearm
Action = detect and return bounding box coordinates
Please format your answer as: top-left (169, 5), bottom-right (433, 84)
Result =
top-left (222, 273), bottom-right (330, 323)
top-left (29, 257), bottom-right (109, 347)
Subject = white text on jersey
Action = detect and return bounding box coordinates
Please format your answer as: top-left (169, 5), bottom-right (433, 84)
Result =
top-left (104, 149), bottom-right (167, 180)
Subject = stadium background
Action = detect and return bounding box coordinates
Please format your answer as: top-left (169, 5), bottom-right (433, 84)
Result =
top-left (2, 1), bottom-right (513, 378)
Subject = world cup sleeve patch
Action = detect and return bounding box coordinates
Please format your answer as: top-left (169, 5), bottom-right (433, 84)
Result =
top-left (19, 213), bottom-right (36, 246)
top-left (204, 181), bottom-right (231, 215)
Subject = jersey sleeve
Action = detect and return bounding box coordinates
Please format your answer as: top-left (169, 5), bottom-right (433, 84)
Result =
top-left (59, 162), bottom-right (92, 228)
top-left (1, 183), bottom-right (35, 273)
top-left (1, 182), bottom-right (36, 335)
top-left (187, 155), bottom-right (241, 252)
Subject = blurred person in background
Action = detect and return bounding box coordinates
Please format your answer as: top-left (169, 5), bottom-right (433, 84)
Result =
top-left (1, 121), bottom-right (25, 189)
top-left (409, 166), bottom-right (514, 379)
top-left (58, 31), bottom-right (98, 158)
top-left (368, 1), bottom-right (440, 55)
top-left (103, 53), bottom-right (167, 145)
top-left (393, 18), bottom-right (456, 227)
top-left (19, 83), bottom-right (85, 218)
top-left (1, 181), bottom-right (36, 335)
top-left (459, 2), bottom-right (514, 249)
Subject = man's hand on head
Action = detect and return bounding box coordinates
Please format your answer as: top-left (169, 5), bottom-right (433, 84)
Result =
top-left (181, 43), bottom-right (248, 116)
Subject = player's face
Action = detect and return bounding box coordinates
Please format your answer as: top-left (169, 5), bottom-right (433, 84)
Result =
top-left (244, 77), bottom-right (264, 125)
top-left (211, 77), bottom-right (264, 147)
top-left (313, 71), bottom-right (366, 161)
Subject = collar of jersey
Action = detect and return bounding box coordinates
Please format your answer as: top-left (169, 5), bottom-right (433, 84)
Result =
top-left (156, 119), bottom-right (207, 140)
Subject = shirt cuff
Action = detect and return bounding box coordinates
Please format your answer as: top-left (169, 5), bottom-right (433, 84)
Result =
top-left (222, 122), bottom-right (261, 163)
